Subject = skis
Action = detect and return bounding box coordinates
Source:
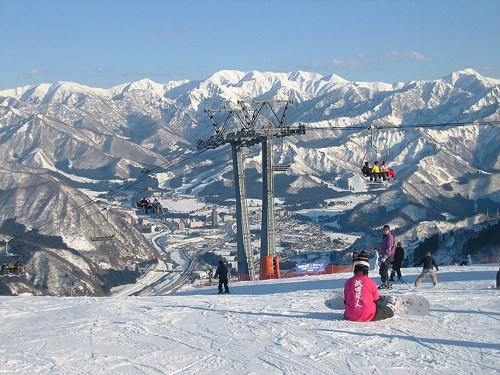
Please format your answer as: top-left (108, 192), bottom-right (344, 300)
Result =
top-left (324, 289), bottom-right (431, 316)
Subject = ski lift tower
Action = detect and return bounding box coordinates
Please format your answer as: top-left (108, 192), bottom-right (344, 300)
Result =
top-left (197, 100), bottom-right (305, 281)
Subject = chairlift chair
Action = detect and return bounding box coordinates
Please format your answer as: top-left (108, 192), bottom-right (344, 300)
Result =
top-left (91, 207), bottom-right (115, 242)
top-left (360, 125), bottom-right (393, 183)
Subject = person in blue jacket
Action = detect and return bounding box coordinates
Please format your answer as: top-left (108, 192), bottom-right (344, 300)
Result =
top-left (459, 254), bottom-right (472, 266)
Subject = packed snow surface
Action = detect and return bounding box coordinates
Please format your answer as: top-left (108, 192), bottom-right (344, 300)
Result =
top-left (1, 264), bottom-right (499, 374)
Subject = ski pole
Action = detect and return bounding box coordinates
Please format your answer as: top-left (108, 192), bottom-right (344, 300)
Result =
top-left (414, 265), bottom-right (427, 280)
top-left (400, 277), bottom-right (413, 289)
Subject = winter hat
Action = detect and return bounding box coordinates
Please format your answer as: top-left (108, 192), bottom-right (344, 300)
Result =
top-left (354, 254), bottom-right (370, 270)
top-left (397, 242), bottom-right (401, 246)
top-left (219, 260), bottom-right (224, 264)
top-left (383, 225), bottom-right (390, 230)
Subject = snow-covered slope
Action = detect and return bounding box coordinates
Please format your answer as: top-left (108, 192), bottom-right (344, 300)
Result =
top-left (1, 264), bottom-right (499, 374)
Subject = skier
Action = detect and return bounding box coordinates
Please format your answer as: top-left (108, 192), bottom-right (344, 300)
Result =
top-left (344, 253), bottom-right (395, 322)
top-left (378, 225), bottom-right (396, 289)
top-left (389, 242), bottom-right (405, 282)
top-left (214, 260), bottom-right (230, 294)
top-left (414, 252), bottom-right (439, 287)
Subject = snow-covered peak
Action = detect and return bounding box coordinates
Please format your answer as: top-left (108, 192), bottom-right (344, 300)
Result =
top-left (288, 70), bottom-right (325, 82)
top-left (321, 73), bottom-right (350, 85)
top-left (440, 68), bottom-right (499, 90)
top-left (113, 78), bottom-right (168, 97)
top-left (205, 70), bottom-right (248, 86)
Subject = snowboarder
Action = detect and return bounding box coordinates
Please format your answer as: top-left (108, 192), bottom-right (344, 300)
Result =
top-left (389, 242), bottom-right (405, 282)
top-left (378, 225), bottom-right (395, 289)
top-left (344, 253), bottom-right (395, 322)
top-left (214, 260), bottom-right (230, 294)
top-left (414, 252), bottom-right (439, 287)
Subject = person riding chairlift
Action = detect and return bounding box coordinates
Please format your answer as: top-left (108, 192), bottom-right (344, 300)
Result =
top-left (362, 161), bottom-right (371, 177)
top-left (370, 161), bottom-right (383, 182)
top-left (386, 168), bottom-right (396, 180)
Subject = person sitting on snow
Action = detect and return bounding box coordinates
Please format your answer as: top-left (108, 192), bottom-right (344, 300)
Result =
top-left (459, 254), bottom-right (472, 266)
top-left (344, 253), bottom-right (395, 322)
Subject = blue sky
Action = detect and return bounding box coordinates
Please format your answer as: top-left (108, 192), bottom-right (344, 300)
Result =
top-left (0, 0), bottom-right (499, 90)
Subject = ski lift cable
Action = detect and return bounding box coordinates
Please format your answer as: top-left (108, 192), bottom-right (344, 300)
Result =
top-left (7, 146), bottom-right (231, 244)
top-left (6, 147), bottom-right (208, 243)
top-left (103, 147), bottom-right (211, 199)
top-left (304, 120), bottom-right (500, 132)
top-left (9, 120), bottom-right (499, 244)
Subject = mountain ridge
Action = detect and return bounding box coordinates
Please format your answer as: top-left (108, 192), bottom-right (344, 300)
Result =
top-left (1, 68), bottom-right (499, 296)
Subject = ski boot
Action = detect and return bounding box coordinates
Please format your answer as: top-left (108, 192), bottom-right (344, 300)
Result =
top-left (378, 282), bottom-right (392, 290)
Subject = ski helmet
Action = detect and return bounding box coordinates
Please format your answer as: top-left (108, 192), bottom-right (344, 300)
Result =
top-left (354, 254), bottom-right (370, 271)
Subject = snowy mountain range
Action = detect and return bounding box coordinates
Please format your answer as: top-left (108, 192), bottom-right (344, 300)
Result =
top-left (0, 69), bottom-right (499, 295)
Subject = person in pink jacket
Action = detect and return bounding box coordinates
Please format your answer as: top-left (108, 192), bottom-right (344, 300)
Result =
top-left (344, 253), bottom-right (395, 322)
top-left (378, 224), bottom-right (396, 289)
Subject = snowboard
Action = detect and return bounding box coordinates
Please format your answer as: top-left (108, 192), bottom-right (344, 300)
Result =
top-left (324, 289), bottom-right (431, 316)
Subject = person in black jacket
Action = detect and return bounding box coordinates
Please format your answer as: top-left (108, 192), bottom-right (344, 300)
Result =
top-left (214, 260), bottom-right (230, 294)
top-left (413, 252), bottom-right (439, 287)
top-left (361, 162), bottom-right (371, 177)
top-left (389, 242), bottom-right (404, 282)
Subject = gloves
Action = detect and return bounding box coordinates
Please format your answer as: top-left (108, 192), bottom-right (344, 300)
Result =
top-left (436, 268), bottom-right (439, 271)
top-left (380, 256), bottom-right (387, 263)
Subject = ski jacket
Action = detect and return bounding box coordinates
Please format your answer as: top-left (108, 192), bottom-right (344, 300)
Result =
top-left (380, 233), bottom-right (396, 258)
top-left (462, 257), bottom-right (472, 266)
top-left (371, 164), bottom-right (381, 174)
top-left (393, 246), bottom-right (404, 268)
top-left (415, 255), bottom-right (439, 271)
top-left (344, 274), bottom-right (379, 322)
top-left (214, 264), bottom-right (228, 281)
